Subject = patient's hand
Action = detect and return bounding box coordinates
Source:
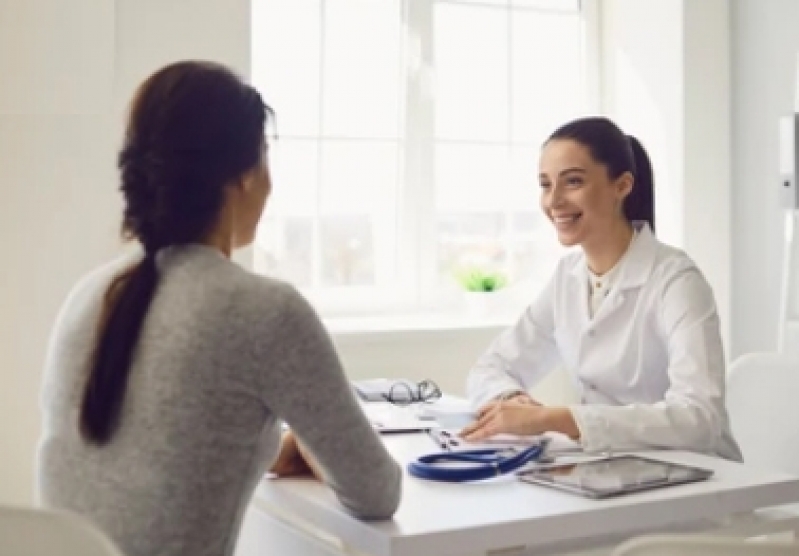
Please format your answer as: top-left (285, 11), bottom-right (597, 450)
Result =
top-left (269, 431), bottom-right (314, 477)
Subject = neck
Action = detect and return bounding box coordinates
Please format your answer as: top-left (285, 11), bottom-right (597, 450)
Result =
top-left (582, 220), bottom-right (634, 275)
top-left (202, 234), bottom-right (232, 258)
top-left (202, 208), bottom-right (234, 258)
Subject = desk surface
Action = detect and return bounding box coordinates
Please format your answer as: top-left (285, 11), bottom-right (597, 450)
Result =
top-left (253, 433), bottom-right (799, 556)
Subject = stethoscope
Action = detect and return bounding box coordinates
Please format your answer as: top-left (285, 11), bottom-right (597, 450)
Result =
top-left (408, 439), bottom-right (550, 482)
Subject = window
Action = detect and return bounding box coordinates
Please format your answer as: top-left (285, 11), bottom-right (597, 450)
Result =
top-left (251, 0), bottom-right (596, 316)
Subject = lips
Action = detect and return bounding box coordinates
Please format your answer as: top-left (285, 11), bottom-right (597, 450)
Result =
top-left (552, 213), bottom-right (582, 225)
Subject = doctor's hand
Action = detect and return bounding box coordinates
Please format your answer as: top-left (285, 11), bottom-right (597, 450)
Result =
top-left (498, 391), bottom-right (542, 406)
top-left (459, 401), bottom-right (580, 441)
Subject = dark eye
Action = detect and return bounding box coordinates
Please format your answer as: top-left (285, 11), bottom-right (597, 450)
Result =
top-left (539, 181), bottom-right (552, 190)
top-left (566, 176), bottom-right (583, 186)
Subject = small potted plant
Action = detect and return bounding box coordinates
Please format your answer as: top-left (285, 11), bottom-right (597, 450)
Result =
top-left (456, 268), bottom-right (508, 317)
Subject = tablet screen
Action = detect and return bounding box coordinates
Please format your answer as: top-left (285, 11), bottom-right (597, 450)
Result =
top-left (517, 455), bottom-right (713, 498)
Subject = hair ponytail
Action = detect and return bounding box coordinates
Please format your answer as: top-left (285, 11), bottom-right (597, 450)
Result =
top-left (80, 256), bottom-right (159, 444)
top-left (624, 135), bottom-right (655, 232)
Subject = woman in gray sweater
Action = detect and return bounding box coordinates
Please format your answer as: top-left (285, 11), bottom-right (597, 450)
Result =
top-left (36, 61), bottom-right (402, 556)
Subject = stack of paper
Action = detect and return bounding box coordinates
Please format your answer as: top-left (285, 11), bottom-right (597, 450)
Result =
top-left (352, 378), bottom-right (417, 402)
top-left (362, 401), bottom-right (434, 433)
top-left (414, 399), bottom-right (476, 428)
top-left (427, 429), bottom-right (542, 452)
top-left (426, 429), bottom-right (582, 454)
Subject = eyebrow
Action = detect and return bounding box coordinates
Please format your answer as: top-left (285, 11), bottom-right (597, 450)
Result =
top-left (558, 167), bottom-right (586, 177)
top-left (539, 167), bottom-right (587, 180)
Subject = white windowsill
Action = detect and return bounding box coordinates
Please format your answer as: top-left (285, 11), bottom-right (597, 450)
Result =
top-left (324, 311), bottom-right (517, 345)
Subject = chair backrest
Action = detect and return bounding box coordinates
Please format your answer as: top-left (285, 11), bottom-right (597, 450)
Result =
top-left (727, 352), bottom-right (799, 475)
top-left (0, 505), bottom-right (124, 556)
top-left (613, 535), bottom-right (799, 556)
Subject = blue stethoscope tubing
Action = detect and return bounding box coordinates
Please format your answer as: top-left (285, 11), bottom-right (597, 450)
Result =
top-left (407, 441), bottom-right (549, 482)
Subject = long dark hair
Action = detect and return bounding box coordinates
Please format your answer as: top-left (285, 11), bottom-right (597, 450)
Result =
top-left (547, 116), bottom-right (655, 231)
top-left (80, 61), bottom-right (271, 444)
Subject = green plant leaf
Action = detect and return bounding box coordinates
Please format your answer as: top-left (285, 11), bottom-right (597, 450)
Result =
top-left (455, 268), bottom-right (508, 292)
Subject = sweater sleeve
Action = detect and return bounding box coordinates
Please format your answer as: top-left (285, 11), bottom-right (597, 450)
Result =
top-left (251, 284), bottom-right (402, 520)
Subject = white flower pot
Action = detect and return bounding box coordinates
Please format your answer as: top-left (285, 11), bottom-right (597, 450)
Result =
top-left (463, 291), bottom-right (498, 318)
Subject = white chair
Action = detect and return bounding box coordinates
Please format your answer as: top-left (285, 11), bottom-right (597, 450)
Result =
top-left (0, 505), bottom-right (124, 556)
top-left (727, 352), bottom-right (799, 476)
top-left (612, 535), bottom-right (799, 556)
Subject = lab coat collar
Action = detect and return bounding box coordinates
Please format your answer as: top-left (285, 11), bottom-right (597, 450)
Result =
top-left (567, 221), bottom-right (657, 292)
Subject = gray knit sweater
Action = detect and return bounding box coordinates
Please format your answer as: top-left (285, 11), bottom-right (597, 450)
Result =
top-left (36, 245), bottom-right (402, 556)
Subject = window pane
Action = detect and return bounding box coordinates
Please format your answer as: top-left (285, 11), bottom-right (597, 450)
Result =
top-left (267, 139), bottom-right (318, 216)
top-left (509, 210), bottom-right (544, 235)
top-left (508, 145), bottom-right (539, 207)
top-left (511, 0), bottom-right (580, 10)
top-left (505, 240), bottom-right (536, 278)
top-left (504, 239), bottom-right (559, 281)
top-left (436, 212), bottom-right (507, 283)
top-left (320, 215), bottom-right (375, 286)
top-left (318, 141), bottom-right (399, 288)
top-left (441, 0), bottom-right (508, 6)
top-left (319, 141), bottom-right (400, 213)
top-left (252, 0), bottom-right (321, 136)
top-left (435, 213), bottom-right (562, 286)
top-left (434, 3), bottom-right (509, 141)
top-left (440, 0), bottom-right (580, 7)
top-left (255, 216), bottom-right (314, 287)
top-left (250, 0), bottom-right (590, 312)
top-left (507, 211), bottom-right (567, 278)
top-left (323, 0), bottom-right (402, 138)
top-left (511, 10), bottom-right (585, 143)
top-left (435, 143), bottom-right (511, 212)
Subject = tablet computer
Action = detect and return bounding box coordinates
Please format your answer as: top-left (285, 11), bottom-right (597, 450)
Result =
top-left (517, 455), bottom-right (713, 499)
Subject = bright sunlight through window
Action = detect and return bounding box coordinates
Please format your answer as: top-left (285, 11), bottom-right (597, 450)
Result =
top-left (251, 0), bottom-right (595, 317)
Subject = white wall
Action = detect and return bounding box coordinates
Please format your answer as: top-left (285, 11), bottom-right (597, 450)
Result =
top-left (682, 0), bottom-right (731, 349)
top-left (730, 0), bottom-right (799, 358)
top-left (600, 0), bottom-right (732, 345)
top-left (600, 0), bottom-right (685, 248)
top-left (0, 0), bottom-right (118, 507)
top-left (0, 0), bottom-right (251, 506)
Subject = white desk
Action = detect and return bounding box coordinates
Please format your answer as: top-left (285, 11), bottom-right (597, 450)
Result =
top-left (240, 433), bottom-right (799, 556)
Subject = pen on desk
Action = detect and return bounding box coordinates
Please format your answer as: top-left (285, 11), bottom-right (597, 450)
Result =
top-left (439, 429), bottom-right (464, 449)
top-left (426, 429), bottom-right (450, 451)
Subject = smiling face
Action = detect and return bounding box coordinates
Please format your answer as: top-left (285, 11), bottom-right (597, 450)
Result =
top-left (538, 139), bottom-right (633, 248)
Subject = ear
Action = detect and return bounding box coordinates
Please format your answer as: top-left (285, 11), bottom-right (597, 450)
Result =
top-left (615, 171), bottom-right (634, 201)
top-left (235, 168), bottom-right (257, 193)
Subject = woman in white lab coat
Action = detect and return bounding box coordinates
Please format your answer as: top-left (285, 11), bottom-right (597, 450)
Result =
top-left (462, 117), bottom-right (742, 461)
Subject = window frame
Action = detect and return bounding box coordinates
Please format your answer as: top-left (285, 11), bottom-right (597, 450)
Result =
top-left (251, 0), bottom-right (601, 318)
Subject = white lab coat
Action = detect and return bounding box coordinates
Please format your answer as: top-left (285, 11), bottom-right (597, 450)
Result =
top-left (467, 223), bottom-right (742, 461)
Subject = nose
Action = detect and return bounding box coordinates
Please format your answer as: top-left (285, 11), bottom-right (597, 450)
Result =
top-left (545, 183), bottom-right (565, 209)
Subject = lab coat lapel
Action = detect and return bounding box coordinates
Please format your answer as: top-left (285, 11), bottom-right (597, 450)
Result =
top-left (587, 222), bottom-right (658, 327)
top-left (566, 254), bottom-right (591, 328)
